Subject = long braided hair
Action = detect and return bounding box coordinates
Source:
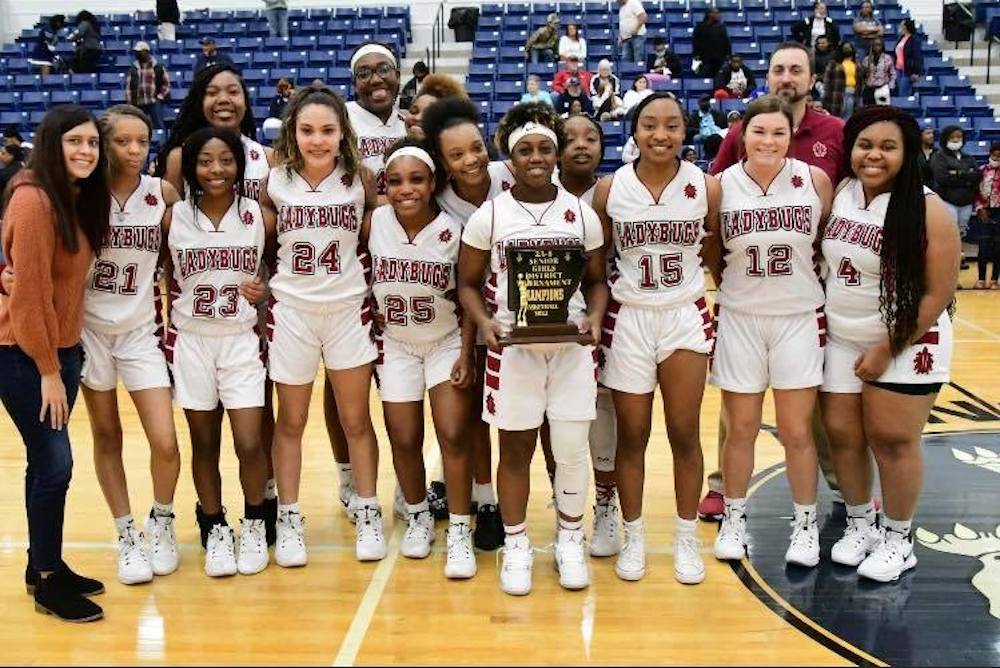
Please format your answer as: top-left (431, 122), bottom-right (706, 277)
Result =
top-left (842, 105), bottom-right (927, 354)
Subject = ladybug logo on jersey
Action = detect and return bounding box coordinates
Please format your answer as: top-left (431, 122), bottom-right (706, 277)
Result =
top-left (501, 181), bottom-right (512, 191)
top-left (438, 229), bottom-right (453, 244)
top-left (485, 393), bottom-right (496, 415)
top-left (241, 210), bottom-right (255, 227)
top-left (145, 193), bottom-right (159, 206)
top-left (564, 209), bottom-right (576, 223)
top-left (914, 347), bottom-right (935, 374)
top-left (597, 348), bottom-right (607, 369)
top-left (791, 175), bottom-right (804, 189)
top-left (249, 149), bottom-right (260, 161)
top-left (684, 183), bottom-right (697, 199)
top-left (813, 142), bottom-right (828, 158)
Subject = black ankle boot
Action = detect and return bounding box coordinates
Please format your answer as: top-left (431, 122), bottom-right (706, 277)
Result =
top-left (263, 496), bottom-right (278, 546)
top-left (34, 570), bottom-right (104, 623)
top-left (25, 561), bottom-right (104, 597)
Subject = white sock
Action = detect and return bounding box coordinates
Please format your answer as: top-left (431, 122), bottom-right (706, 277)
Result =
top-left (472, 481), bottom-right (496, 506)
top-left (793, 502), bottom-right (817, 524)
top-left (623, 516), bottom-right (644, 532)
top-left (558, 517), bottom-right (583, 532)
top-left (278, 502), bottom-right (300, 515)
top-left (151, 501), bottom-right (173, 518)
top-left (504, 522), bottom-right (527, 540)
top-left (675, 516), bottom-right (697, 537)
top-left (114, 514), bottom-right (134, 536)
top-left (846, 501), bottom-right (876, 524)
top-left (724, 497), bottom-right (747, 519)
top-left (265, 478), bottom-right (278, 500)
top-left (405, 499), bottom-right (429, 515)
top-left (549, 419), bottom-right (591, 519)
top-left (882, 515), bottom-right (912, 539)
top-left (449, 513), bottom-right (471, 526)
top-left (354, 495), bottom-right (378, 510)
top-left (337, 464), bottom-right (353, 488)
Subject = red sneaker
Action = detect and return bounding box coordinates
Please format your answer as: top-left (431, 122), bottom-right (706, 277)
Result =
top-left (698, 490), bottom-right (725, 522)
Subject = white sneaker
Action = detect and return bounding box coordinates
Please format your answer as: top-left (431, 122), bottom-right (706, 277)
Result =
top-left (857, 532), bottom-right (917, 582)
top-left (400, 510), bottom-right (435, 559)
top-left (355, 505), bottom-right (387, 562)
top-left (117, 526), bottom-right (153, 585)
top-left (590, 499), bottom-right (620, 557)
top-left (204, 524), bottom-right (238, 577)
top-left (714, 513), bottom-right (748, 561)
top-left (145, 513), bottom-right (179, 576)
top-left (785, 517), bottom-right (820, 567)
top-left (393, 485), bottom-right (407, 522)
top-left (339, 482), bottom-right (357, 524)
top-left (499, 534), bottom-right (534, 595)
top-left (275, 510), bottom-right (308, 568)
top-left (237, 518), bottom-right (269, 575)
top-left (831, 517), bottom-right (882, 566)
top-left (615, 521), bottom-right (646, 581)
top-left (673, 533), bottom-right (706, 584)
top-left (444, 522), bottom-right (477, 579)
top-left (554, 528), bottom-right (589, 590)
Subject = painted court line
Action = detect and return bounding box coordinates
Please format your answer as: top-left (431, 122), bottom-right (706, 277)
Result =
top-left (955, 317), bottom-right (1000, 340)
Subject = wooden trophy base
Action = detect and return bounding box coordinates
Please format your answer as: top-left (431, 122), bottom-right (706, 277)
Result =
top-left (499, 324), bottom-right (596, 346)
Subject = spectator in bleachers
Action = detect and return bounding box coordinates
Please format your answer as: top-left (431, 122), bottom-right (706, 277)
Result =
top-left (617, 0), bottom-right (648, 64)
top-left (525, 13), bottom-right (561, 64)
top-left (918, 125), bottom-right (936, 188)
top-left (681, 146), bottom-right (697, 163)
top-left (646, 37), bottom-right (682, 79)
top-left (156, 0), bottom-right (180, 43)
top-left (405, 73), bottom-right (468, 141)
top-left (821, 42), bottom-right (860, 119)
top-left (694, 95), bottom-right (726, 159)
top-left (400, 61), bottom-right (430, 111)
top-left (0, 143), bottom-right (24, 214)
top-left (125, 42), bottom-right (170, 130)
top-left (558, 23), bottom-right (587, 63)
top-left (713, 55), bottom-right (756, 101)
top-left (263, 0), bottom-right (289, 39)
top-left (692, 9), bottom-right (731, 80)
top-left (29, 14), bottom-right (66, 75)
top-left (931, 125), bottom-right (981, 242)
top-left (593, 80), bottom-right (625, 121)
top-left (974, 142), bottom-right (1000, 289)
top-left (851, 1), bottom-right (883, 54)
top-left (520, 75), bottom-right (554, 107)
top-left (791, 2), bottom-right (840, 48)
top-left (552, 55), bottom-right (593, 96)
top-left (589, 59), bottom-right (620, 97)
top-left (263, 77), bottom-right (295, 134)
top-left (3, 126), bottom-right (22, 148)
top-left (893, 19), bottom-right (924, 99)
top-left (194, 37), bottom-right (234, 74)
top-left (812, 35), bottom-right (835, 80)
top-left (555, 77), bottom-right (594, 117)
top-left (66, 10), bottom-right (103, 74)
top-left (860, 39), bottom-right (895, 105)
top-left (726, 109), bottom-right (743, 127)
top-left (621, 75), bottom-right (652, 116)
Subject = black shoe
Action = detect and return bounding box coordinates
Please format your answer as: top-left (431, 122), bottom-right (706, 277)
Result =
top-left (473, 503), bottom-right (504, 551)
top-left (25, 561), bottom-right (104, 597)
top-left (33, 570), bottom-right (104, 623)
top-left (427, 480), bottom-right (449, 520)
top-left (196, 503), bottom-right (227, 549)
top-left (263, 496), bottom-right (278, 546)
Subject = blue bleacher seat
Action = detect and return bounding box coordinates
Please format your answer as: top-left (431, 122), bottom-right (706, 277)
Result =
top-left (924, 96), bottom-right (957, 117)
top-left (308, 50), bottom-right (336, 66)
top-left (498, 62), bottom-right (526, 78)
top-left (109, 89), bottom-right (127, 104)
top-left (956, 95), bottom-right (994, 117)
top-left (50, 90), bottom-right (79, 105)
top-left (20, 90), bottom-right (47, 110)
top-left (0, 111), bottom-right (27, 128)
top-left (12, 74), bottom-right (39, 91)
top-left (975, 117), bottom-right (1000, 141)
top-left (98, 73), bottom-right (124, 89)
top-left (468, 64), bottom-right (496, 82)
top-left (298, 67), bottom-right (326, 82)
top-left (0, 92), bottom-right (18, 109)
top-left (80, 90), bottom-right (109, 109)
top-left (495, 80), bottom-right (525, 100)
top-left (5, 58), bottom-right (31, 74)
top-left (40, 74), bottom-right (69, 90)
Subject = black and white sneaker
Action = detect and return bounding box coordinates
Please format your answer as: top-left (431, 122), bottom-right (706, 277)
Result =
top-left (427, 480), bottom-right (449, 520)
top-left (473, 503), bottom-right (504, 551)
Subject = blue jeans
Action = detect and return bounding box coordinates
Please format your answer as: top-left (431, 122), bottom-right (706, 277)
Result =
top-left (621, 35), bottom-right (646, 63)
top-left (841, 89), bottom-right (856, 119)
top-left (0, 345), bottom-right (83, 572)
top-left (140, 102), bottom-right (164, 130)
top-left (529, 47), bottom-right (555, 64)
top-left (946, 202), bottom-right (973, 237)
top-left (266, 8), bottom-right (288, 38)
top-left (896, 69), bottom-right (912, 97)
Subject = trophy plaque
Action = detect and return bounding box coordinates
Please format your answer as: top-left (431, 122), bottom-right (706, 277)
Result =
top-left (499, 242), bottom-right (593, 345)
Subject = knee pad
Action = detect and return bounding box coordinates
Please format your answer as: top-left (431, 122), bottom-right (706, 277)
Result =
top-left (589, 391), bottom-right (617, 473)
top-left (549, 419), bottom-right (590, 518)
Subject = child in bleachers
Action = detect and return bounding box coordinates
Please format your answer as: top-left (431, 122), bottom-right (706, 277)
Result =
top-left (974, 141), bottom-right (1000, 289)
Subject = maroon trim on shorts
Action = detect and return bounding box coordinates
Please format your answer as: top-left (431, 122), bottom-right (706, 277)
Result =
top-left (485, 348), bottom-right (502, 390)
top-left (816, 307), bottom-right (827, 347)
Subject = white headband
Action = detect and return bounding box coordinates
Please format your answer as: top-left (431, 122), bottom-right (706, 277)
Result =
top-left (507, 122), bottom-right (558, 153)
top-left (350, 44), bottom-right (397, 71)
top-left (385, 146), bottom-right (436, 173)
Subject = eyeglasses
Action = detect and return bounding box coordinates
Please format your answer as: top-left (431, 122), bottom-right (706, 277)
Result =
top-left (354, 63), bottom-right (396, 82)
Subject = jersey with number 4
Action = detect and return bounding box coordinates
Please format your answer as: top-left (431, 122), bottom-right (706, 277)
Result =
top-left (823, 179), bottom-right (936, 345)
top-left (85, 175), bottom-right (166, 334)
top-left (368, 206), bottom-right (462, 344)
top-left (168, 196), bottom-right (264, 334)
top-left (267, 163), bottom-right (367, 312)
top-left (607, 160), bottom-right (707, 308)
top-left (718, 158), bottom-right (823, 316)
top-left (347, 101), bottom-right (406, 196)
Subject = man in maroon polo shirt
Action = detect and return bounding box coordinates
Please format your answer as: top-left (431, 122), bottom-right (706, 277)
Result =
top-left (699, 41), bottom-right (846, 521)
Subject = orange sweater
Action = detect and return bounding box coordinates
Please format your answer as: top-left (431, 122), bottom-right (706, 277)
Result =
top-left (0, 177), bottom-right (93, 374)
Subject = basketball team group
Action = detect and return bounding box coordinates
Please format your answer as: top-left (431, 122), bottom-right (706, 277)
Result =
top-left (0, 39), bottom-right (959, 623)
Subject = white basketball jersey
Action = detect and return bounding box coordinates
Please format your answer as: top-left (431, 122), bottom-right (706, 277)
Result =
top-left (606, 160), bottom-right (707, 308)
top-left (436, 161), bottom-right (515, 225)
top-left (718, 159), bottom-right (824, 316)
top-left (241, 135), bottom-right (270, 202)
top-left (579, 182), bottom-right (596, 207)
top-left (368, 205), bottom-right (462, 344)
top-left (346, 100), bottom-right (406, 196)
top-left (462, 189), bottom-right (604, 330)
top-left (168, 196), bottom-right (264, 335)
top-left (84, 175), bottom-right (166, 334)
top-left (267, 164), bottom-right (367, 312)
top-left (823, 179), bottom-right (942, 345)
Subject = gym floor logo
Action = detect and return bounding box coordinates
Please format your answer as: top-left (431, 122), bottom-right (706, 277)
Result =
top-left (738, 384), bottom-right (1000, 667)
